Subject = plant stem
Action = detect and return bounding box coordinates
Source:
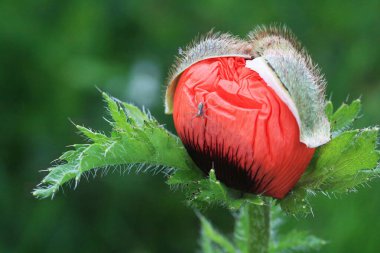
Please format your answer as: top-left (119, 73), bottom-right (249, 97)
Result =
top-left (247, 200), bottom-right (271, 253)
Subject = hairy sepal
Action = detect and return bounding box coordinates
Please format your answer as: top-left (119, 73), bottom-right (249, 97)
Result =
top-left (248, 25), bottom-right (330, 148)
top-left (165, 31), bottom-right (252, 114)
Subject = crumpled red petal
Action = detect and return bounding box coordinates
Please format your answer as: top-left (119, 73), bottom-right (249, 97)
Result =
top-left (173, 57), bottom-right (315, 199)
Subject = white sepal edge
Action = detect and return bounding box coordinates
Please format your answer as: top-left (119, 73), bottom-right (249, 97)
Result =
top-left (246, 57), bottom-right (303, 143)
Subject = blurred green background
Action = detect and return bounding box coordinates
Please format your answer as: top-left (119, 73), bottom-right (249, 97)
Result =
top-left (1, 0), bottom-right (379, 252)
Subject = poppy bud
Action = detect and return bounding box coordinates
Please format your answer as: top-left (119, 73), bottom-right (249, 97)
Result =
top-left (165, 28), bottom-right (330, 199)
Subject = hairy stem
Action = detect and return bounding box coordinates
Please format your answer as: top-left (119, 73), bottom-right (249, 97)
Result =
top-left (247, 200), bottom-right (270, 253)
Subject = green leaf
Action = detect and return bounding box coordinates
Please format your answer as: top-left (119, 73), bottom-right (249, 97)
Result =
top-left (198, 212), bottom-right (236, 253)
top-left (103, 93), bottom-right (131, 131)
top-left (121, 101), bottom-right (151, 127)
top-left (76, 125), bottom-right (108, 143)
top-left (279, 188), bottom-right (313, 218)
top-left (166, 168), bottom-right (203, 185)
top-left (330, 99), bottom-right (361, 133)
top-left (283, 128), bottom-right (379, 216)
top-left (303, 128), bottom-right (379, 191)
top-left (269, 206), bottom-right (326, 253)
top-left (33, 92), bottom-right (198, 199)
top-left (233, 204), bottom-right (252, 253)
top-left (270, 230), bottom-right (326, 253)
top-left (188, 170), bottom-right (264, 210)
top-left (281, 99), bottom-right (379, 217)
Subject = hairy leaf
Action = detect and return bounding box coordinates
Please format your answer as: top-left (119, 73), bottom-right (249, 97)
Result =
top-left (305, 128), bottom-right (379, 189)
top-left (281, 100), bottom-right (379, 216)
top-left (33, 92), bottom-right (198, 199)
top-left (187, 170), bottom-right (263, 210)
top-left (279, 189), bottom-right (313, 217)
top-left (269, 206), bottom-right (325, 253)
top-left (270, 230), bottom-right (326, 253)
top-left (329, 99), bottom-right (361, 133)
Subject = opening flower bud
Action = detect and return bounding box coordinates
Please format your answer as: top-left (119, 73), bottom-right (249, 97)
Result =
top-left (165, 28), bottom-right (330, 199)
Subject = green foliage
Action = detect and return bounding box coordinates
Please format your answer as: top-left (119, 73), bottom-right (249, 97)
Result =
top-left (198, 204), bottom-right (325, 253)
top-left (233, 204), bottom-right (256, 253)
top-left (270, 230), bottom-right (326, 253)
top-left (173, 169), bottom-right (263, 210)
top-left (326, 99), bottom-right (362, 134)
top-left (198, 204), bottom-right (270, 253)
top-left (33, 94), bottom-right (378, 253)
top-left (281, 100), bottom-right (380, 216)
top-left (198, 212), bottom-right (236, 253)
top-left (269, 207), bottom-right (326, 253)
top-left (32, 93), bottom-right (267, 253)
top-left (33, 92), bottom-right (199, 199)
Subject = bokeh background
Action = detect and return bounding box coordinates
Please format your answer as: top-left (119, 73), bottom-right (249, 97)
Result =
top-left (1, 0), bottom-right (379, 252)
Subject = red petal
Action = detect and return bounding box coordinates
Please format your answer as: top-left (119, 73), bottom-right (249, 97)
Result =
top-left (173, 57), bottom-right (315, 199)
